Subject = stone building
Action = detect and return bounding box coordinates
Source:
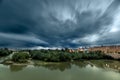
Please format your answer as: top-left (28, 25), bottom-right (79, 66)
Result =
top-left (68, 48), bottom-right (85, 53)
top-left (88, 46), bottom-right (120, 54)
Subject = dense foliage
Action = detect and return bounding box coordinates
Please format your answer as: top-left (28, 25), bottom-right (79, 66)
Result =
top-left (0, 48), bottom-right (12, 56)
top-left (29, 50), bottom-right (113, 62)
top-left (12, 52), bottom-right (30, 63)
top-left (30, 50), bottom-right (73, 62)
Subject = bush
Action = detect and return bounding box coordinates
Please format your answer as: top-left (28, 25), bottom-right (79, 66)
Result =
top-left (59, 52), bottom-right (72, 61)
top-left (0, 48), bottom-right (12, 56)
top-left (12, 52), bottom-right (30, 63)
top-left (71, 53), bottom-right (82, 60)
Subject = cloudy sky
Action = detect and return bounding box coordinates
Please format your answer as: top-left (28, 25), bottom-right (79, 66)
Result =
top-left (0, 0), bottom-right (120, 48)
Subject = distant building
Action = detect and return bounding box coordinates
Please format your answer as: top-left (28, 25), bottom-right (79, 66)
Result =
top-left (68, 49), bottom-right (75, 53)
top-left (68, 48), bottom-right (86, 53)
top-left (77, 48), bottom-right (84, 52)
top-left (88, 45), bottom-right (120, 54)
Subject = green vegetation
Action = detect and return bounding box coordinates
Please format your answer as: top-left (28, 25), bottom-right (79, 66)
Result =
top-left (29, 50), bottom-right (82, 62)
top-left (82, 51), bottom-right (113, 60)
top-left (0, 48), bottom-right (114, 63)
top-left (29, 50), bottom-right (113, 62)
top-left (0, 48), bottom-right (12, 57)
top-left (12, 52), bottom-right (30, 63)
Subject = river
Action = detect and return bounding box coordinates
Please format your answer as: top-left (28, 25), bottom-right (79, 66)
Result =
top-left (0, 60), bottom-right (120, 80)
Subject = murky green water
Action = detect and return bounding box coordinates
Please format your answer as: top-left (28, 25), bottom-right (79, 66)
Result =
top-left (0, 60), bottom-right (120, 80)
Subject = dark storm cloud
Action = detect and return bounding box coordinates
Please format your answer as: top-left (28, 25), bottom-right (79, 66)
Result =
top-left (0, 0), bottom-right (120, 48)
top-left (0, 0), bottom-right (2, 3)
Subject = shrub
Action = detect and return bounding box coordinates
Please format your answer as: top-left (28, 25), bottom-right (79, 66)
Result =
top-left (12, 52), bottom-right (30, 63)
top-left (71, 53), bottom-right (82, 60)
top-left (59, 52), bottom-right (72, 61)
top-left (0, 48), bottom-right (12, 56)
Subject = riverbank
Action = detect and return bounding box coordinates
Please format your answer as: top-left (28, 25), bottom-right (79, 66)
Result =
top-left (1, 49), bottom-right (120, 64)
top-left (2, 59), bottom-right (120, 67)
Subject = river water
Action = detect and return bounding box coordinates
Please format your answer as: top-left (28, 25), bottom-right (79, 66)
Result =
top-left (0, 60), bottom-right (120, 80)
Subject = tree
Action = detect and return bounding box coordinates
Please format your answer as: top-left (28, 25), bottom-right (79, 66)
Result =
top-left (12, 52), bottom-right (30, 63)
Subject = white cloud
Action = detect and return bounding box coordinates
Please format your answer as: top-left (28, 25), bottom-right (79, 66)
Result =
top-left (109, 10), bottom-right (120, 33)
top-left (72, 34), bottom-right (99, 44)
top-left (82, 34), bottom-right (99, 42)
top-left (55, 8), bottom-right (76, 23)
top-left (31, 46), bottom-right (62, 50)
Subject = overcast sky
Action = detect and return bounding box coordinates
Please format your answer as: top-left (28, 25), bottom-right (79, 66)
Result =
top-left (0, 0), bottom-right (120, 48)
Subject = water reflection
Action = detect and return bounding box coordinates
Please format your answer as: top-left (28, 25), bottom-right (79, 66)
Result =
top-left (34, 62), bottom-right (71, 72)
top-left (7, 60), bottom-right (120, 72)
top-left (72, 61), bottom-right (90, 68)
top-left (0, 60), bottom-right (120, 80)
top-left (89, 60), bottom-right (120, 73)
top-left (10, 65), bottom-right (27, 72)
top-left (33, 60), bottom-right (120, 72)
